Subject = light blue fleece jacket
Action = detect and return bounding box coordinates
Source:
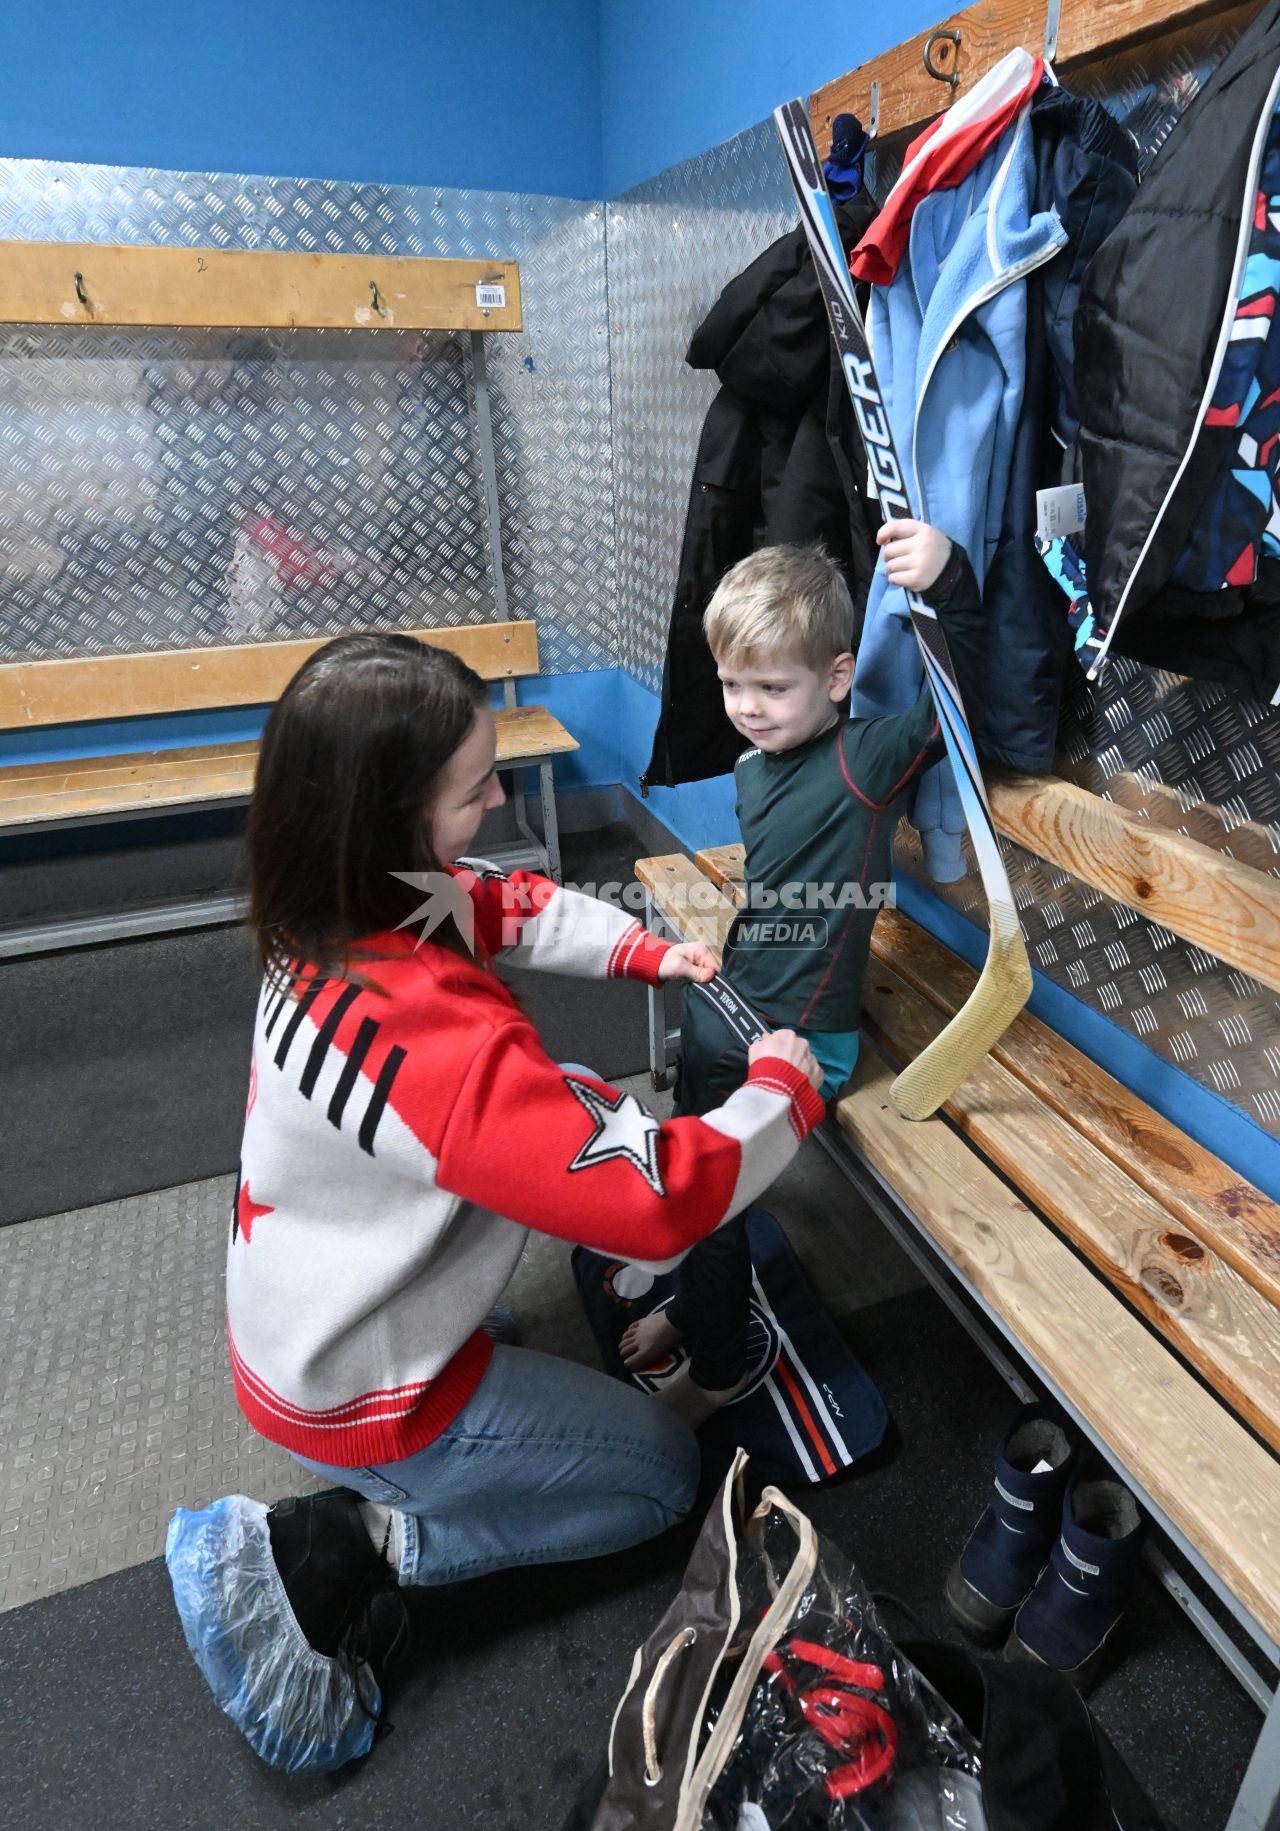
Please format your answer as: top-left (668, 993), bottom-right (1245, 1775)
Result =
top-left (851, 103), bottom-right (1066, 881)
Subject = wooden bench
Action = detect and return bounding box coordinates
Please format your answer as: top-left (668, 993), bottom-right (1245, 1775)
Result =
top-left (0, 619), bottom-right (578, 955)
top-left (634, 845), bottom-right (1280, 1831)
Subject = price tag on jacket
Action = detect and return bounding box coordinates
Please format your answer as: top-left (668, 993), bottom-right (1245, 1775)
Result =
top-left (1036, 484), bottom-right (1086, 542)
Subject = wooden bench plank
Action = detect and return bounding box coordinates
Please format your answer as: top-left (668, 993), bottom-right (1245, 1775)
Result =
top-left (0, 704), bottom-right (577, 827)
top-left (871, 907), bottom-right (1280, 1313)
top-left (696, 843), bottom-right (747, 903)
top-left (635, 854), bottom-right (737, 962)
top-left (677, 843), bottom-right (1280, 1657)
top-left (0, 739), bottom-right (260, 782)
top-left (988, 772), bottom-right (1280, 998)
top-left (694, 843), bottom-right (1280, 1312)
top-left (0, 241), bottom-right (522, 334)
top-left (0, 743), bottom-right (262, 805)
top-left (863, 955), bottom-right (1280, 1453)
top-left (0, 769), bottom-right (258, 823)
top-left (837, 1055), bottom-right (1280, 1651)
top-left (495, 705), bottom-right (580, 761)
top-left (0, 621), bottom-right (542, 729)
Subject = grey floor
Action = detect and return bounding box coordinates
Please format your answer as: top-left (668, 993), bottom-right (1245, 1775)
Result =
top-left (0, 794), bottom-right (1268, 1828)
top-left (0, 1072), bottom-right (920, 1618)
top-left (2, 1089), bottom-right (1266, 1830)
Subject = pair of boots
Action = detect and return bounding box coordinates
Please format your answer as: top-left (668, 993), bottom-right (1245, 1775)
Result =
top-left (945, 1405), bottom-right (1143, 1692)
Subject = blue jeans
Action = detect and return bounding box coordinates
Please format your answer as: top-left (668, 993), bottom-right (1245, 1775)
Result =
top-left (294, 1344), bottom-right (700, 1586)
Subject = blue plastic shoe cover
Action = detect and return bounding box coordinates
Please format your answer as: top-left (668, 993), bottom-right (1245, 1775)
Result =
top-left (165, 1493), bottom-right (380, 1775)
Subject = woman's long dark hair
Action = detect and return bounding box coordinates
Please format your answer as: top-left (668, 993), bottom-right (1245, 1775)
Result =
top-left (248, 632), bottom-right (488, 982)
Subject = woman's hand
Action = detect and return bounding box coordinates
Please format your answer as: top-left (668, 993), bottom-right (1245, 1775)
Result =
top-left (877, 518), bottom-right (952, 594)
top-left (656, 941), bottom-right (718, 985)
top-left (748, 1028), bottom-right (823, 1090)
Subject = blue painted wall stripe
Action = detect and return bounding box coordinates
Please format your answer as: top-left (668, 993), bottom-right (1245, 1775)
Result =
top-left (7, 656), bottom-right (1278, 1196)
top-left (2, 2), bottom-right (957, 204)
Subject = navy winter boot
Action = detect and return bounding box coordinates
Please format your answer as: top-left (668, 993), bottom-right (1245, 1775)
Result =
top-left (1007, 1470), bottom-right (1143, 1691)
top-left (945, 1405), bottom-right (1073, 1645)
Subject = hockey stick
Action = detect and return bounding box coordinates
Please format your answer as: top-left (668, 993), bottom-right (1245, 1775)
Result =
top-left (773, 99), bottom-right (1032, 1121)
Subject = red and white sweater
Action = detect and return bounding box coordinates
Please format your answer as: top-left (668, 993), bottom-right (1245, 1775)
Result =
top-left (227, 864), bottom-right (826, 1466)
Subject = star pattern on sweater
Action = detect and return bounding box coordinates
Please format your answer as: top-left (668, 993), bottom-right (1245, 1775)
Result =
top-left (236, 1180), bottom-right (275, 1245)
top-left (564, 1077), bottom-right (666, 1197)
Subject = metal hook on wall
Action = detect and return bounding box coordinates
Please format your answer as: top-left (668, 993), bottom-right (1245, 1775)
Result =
top-left (868, 79), bottom-right (881, 141)
top-left (1043, 0), bottom-right (1061, 64)
top-left (369, 280), bottom-right (386, 317)
top-left (923, 27), bottom-right (962, 90)
top-left (73, 271), bottom-right (90, 310)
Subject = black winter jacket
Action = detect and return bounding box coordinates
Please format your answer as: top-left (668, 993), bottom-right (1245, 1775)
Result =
top-left (643, 198), bottom-right (880, 790)
top-left (979, 84), bottom-right (1138, 772)
top-left (1075, 0), bottom-right (1280, 693)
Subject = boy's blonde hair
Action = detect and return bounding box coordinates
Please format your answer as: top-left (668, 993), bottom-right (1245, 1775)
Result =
top-left (703, 544), bottom-right (854, 672)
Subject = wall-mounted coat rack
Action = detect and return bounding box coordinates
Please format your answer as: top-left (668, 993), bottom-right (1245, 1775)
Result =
top-left (0, 241), bottom-right (522, 332)
top-left (810, 0), bottom-right (1262, 142)
top-left (0, 238), bottom-right (523, 648)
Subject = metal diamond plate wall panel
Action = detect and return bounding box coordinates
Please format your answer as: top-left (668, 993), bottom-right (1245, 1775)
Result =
top-left (0, 162), bottom-right (613, 671)
top-left (492, 193), bottom-right (615, 676)
top-left (607, 121), bottom-right (798, 691)
top-left (894, 712), bottom-right (1280, 1137)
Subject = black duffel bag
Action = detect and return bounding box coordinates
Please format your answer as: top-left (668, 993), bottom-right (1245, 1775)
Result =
top-left (566, 1452), bottom-right (1163, 1831)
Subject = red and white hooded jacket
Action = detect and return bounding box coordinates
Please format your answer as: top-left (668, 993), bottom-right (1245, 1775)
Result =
top-left (226, 863), bottom-right (826, 1466)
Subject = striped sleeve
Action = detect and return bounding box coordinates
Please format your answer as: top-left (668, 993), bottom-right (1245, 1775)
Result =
top-left (459, 865), bottom-right (672, 986)
top-left (434, 1017), bottom-right (825, 1273)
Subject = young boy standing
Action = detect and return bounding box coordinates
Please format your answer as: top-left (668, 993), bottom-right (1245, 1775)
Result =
top-left (623, 518), bottom-right (985, 1422)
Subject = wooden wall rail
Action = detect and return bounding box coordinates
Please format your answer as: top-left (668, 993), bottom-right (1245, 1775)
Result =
top-left (0, 243), bottom-right (523, 333)
top-left (810, 0), bottom-right (1262, 147)
top-left (0, 621), bottom-right (540, 728)
top-left (989, 774), bottom-right (1280, 999)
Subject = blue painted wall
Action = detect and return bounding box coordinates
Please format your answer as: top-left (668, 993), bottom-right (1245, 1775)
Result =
top-left (0, 0), bottom-right (604, 199)
top-left (598, 0), bottom-right (945, 195)
top-left (2, 1), bottom-right (955, 202)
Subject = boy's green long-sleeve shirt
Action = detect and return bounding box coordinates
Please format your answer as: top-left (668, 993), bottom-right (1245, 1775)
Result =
top-left (720, 544), bottom-right (985, 1034)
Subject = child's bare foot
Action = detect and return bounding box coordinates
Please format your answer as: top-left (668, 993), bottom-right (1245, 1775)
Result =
top-left (620, 1308), bottom-right (685, 1370)
top-left (651, 1367), bottom-right (749, 1429)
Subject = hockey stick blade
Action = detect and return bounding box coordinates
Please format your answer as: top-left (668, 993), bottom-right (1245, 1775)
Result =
top-left (773, 98), bottom-right (1032, 1120)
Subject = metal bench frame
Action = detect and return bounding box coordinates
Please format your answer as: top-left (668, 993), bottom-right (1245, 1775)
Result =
top-left (641, 880), bottom-right (1280, 1831)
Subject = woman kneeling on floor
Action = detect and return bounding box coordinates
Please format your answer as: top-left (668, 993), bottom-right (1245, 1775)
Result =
top-left (166, 631), bottom-right (825, 1774)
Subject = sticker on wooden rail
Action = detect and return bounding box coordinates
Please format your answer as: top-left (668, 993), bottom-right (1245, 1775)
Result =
top-left (475, 282), bottom-right (507, 310)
